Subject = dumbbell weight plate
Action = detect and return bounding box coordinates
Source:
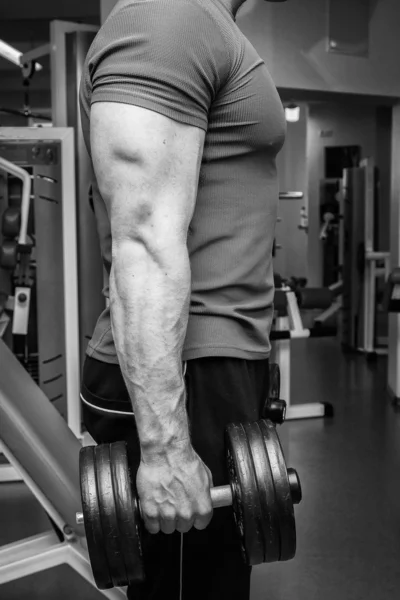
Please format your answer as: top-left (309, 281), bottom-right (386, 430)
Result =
top-left (243, 422), bottom-right (280, 563)
top-left (225, 423), bottom-right (265, 566)
top-left (95, 444), bottom-right (128, 588)
top-left (258, 420), bottom-right (296, 561)
top-left (110, 442), bottom-right (145, 584)
top-left (79, 446), bottom-right (113, 590)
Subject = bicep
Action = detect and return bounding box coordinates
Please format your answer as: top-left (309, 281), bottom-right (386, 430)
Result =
top-left (90, 102), bottom-right (205, 243)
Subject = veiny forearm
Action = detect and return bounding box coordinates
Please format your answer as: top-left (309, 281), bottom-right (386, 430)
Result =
top-left (109, 236), bottom-right (191, 453)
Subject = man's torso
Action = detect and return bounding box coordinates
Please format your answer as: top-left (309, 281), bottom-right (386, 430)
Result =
top-left (80, 0), bottom-right (286, 364)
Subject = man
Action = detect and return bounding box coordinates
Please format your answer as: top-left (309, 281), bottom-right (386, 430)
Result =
top-left (79, 0), bottom-right (286, 598)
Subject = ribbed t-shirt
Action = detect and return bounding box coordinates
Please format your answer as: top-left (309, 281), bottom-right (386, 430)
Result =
top-left (79, 0), bottom-right (286, 363)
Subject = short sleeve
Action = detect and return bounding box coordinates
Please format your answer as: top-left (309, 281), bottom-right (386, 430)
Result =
top-left (87, 0), bottom-right (231, 131)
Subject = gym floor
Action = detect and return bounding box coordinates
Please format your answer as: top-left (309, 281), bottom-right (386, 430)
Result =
top-left (1, 339), bottom-right (400, 599)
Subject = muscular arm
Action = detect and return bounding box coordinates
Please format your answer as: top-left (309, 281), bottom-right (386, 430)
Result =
top-left (91, 102), bottom-right (205, 455)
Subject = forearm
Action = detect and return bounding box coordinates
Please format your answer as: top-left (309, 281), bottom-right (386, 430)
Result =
top-left (109, 237), bottom-right (191, 453)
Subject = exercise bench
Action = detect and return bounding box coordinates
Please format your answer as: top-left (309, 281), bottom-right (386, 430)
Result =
top-left (0, 339), bottom-right (125, 598)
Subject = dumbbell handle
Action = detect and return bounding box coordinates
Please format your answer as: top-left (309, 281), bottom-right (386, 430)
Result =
top-left (76, 468), bottom-right (301, 525)
top-left (76, 485), bottom-right (233, 525)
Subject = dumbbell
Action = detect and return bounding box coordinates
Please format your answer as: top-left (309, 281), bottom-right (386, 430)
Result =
top-left (77, 418), bottom-right (302, 590)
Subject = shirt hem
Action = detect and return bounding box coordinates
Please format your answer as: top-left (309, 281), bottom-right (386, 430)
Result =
top-left (91, 92), bottom-right (208, 132)
top-left (86, 344), bottom-right (271, 364)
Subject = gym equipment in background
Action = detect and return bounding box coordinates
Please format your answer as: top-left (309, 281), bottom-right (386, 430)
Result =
top-left (0, 128), bottom-right (80, 434)
top-left (0, 128), bottom-right (83, 486)
top-left (0, 19), bottom-right (104, 437)
top-left (77, 407), bottom-right (301, 590)
top-left (385, 268), bottom-right (400, 313)
top-left (340, 159), bottom-right (389, 355)
top-left (271, 277), bottom-right (340, 420)
top-left (385, 268), bottom-right (400, 406)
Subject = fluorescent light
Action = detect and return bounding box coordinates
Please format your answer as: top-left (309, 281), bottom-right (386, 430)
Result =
top-left (0, 39), bottom-right (42, 71)
top-left (285, 104), bottom-right (300, 123)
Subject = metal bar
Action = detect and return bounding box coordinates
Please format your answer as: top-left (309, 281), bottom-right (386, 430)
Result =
top-left (20, 44), bottom-right (51, 65)
top-left (50, 21), bottom-right (99, 126)
top-left (290, 329), bottom-right (311, 339)
top-left (0, 441), bottom-right (68, 535)
top-left (0, 463), bottom-right (22, 483)
top-left (66, 542), bottom-right (127, 599)
top-left (0, 531), bottom-right (59, 567)
top-left (315, 299), bottom-right (342, 325)
top-left (77, 483), bottom-right (234, 527)
top-left (0, 156), bottom-right (31, 245)
top-left (286, 291), bottom-right (305, 333)
top-left (366, 251), bottom-right (390, 261)
top-left (328, 280), bottom-right (343, 295)
top-left (61, 129), bottom-right (81, 439)
top-left (210, 485), bottom-right (232, 508)
top-left (279, 192), bottom-right (304, 200)
top-left (0, 533), bottom-right (68, 585)
top-left (286, 403), bottom-right (327, 421)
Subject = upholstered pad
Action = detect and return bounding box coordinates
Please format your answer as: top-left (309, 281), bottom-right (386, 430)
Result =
top-left (0, 340), bottom-right (85, 536)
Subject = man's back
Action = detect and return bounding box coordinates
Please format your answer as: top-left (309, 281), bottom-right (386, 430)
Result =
top-left (80, 0), bottom-right (286, 364)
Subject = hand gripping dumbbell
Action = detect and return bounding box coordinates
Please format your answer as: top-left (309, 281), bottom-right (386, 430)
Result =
top-left (77, 413), bottom-right (302, 590)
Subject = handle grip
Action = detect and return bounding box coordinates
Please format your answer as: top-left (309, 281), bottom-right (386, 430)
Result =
top-left (76, 484), bottom-right (233, 525)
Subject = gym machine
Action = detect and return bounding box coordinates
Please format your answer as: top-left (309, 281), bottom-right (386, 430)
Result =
top-left (0, 19), bottom-right (105, 443)
top-left (0, 339), bottom-right (125, 599)
top-left (18, 20), bottom-right (104, 370)
top-left (339, 159), bottom-right (389, 355)
top-left (0, 128), bottom-right (81, 482)
top-left (271, 278), bottom-right (339, 420)
top-left (384, 268), bottom-right (400, 406)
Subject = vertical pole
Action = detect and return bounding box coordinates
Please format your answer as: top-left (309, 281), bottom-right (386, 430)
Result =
top-left (274, 317), bottom-right (291, 406)
top-left (388, 104), bottom-right (400, 400)
top-left (50, 21), bottom-right (68, 127)
top-left (62, 131), bottom-right (81, 439)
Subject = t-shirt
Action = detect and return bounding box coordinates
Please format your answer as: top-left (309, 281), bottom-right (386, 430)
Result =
top-left (79, 0), bottom-right (286, 364)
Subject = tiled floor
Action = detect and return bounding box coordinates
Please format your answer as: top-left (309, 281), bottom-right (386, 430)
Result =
top-left (1, 339), bottom-right (400, 599)
top-left (252, 339), bottom-right (400, 600)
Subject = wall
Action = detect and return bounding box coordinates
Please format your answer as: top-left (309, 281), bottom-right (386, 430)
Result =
top-left (237, 0), bottom-right (400, 98)
top-left (375, 106), bottom-right (392, 250)
top-left (100, 0), bottom-right (118, 23)
top-left (274, 104), bottom-right (308, 279)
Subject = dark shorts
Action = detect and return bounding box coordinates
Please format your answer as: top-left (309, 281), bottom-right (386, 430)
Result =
top-left (81, 355), bottom-right (270, 600)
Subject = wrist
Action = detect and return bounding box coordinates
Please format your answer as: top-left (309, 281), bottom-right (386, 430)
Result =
top-left (140, 435), bottom-right (193, 462)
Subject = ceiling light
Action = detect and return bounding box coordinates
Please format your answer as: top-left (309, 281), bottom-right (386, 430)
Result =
top-left (285, 104), bottom-right (300, 123)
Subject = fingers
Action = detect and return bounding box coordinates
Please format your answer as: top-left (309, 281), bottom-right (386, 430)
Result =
top-left (143, 516), bottom-right (177, 535)
top-left (175, 513), bottom-right (195, 533)
top-left (142, 505), bottom-right (213, 535)
top-left (193, 506), bottom-right (213, 531)
top-left (143, 516), bottom-right (161, 535)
